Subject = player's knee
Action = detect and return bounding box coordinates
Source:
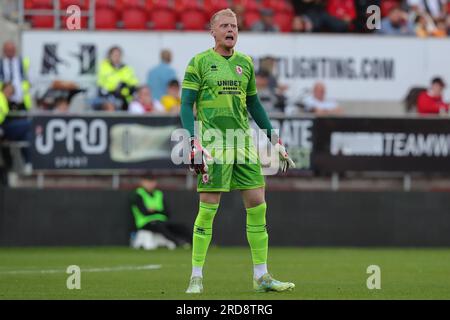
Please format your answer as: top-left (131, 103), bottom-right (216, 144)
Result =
top-left (197, 201), bottom-right (219, 223)
top-left (246, 202), bottom-right (267, 216)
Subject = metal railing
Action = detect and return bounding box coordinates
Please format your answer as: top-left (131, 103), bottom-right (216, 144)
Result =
top-left (17, 0), bottom-right (95, 30)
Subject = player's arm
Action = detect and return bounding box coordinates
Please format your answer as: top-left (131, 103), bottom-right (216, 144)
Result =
top-left (247, 94), bottom-right (295, 172)
top-left (245, 59), bottom-right (295, 172)
top-left (180, 58), bottom-right (211, 176)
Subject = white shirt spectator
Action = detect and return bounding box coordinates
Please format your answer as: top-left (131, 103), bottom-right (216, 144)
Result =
top-left (303, 95), bottom-right (338, 112)
top-left (1, 56), bottom-right (24, 103)
top-left (128, 99), bottom-right (164, 114)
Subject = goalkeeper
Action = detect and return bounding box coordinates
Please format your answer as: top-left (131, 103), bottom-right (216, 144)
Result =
top-left (180, 8), bottom-right (295, 294)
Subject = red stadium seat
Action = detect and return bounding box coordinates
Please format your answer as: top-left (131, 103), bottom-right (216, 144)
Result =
top-left (234, 0), bottom-right (262, 29)
top-left (204, 0), bottom-right (230, 17)
top-left (95, 7), bottom-right (118, 29)
top-left (122, 8), bottom-right (148, 29)
top-left (27, 0), bottom-right (53, 28)
top-left (243, 10), bottom-right (260, 29)
top-left (25, 0), bottom-right (34, 9)
top-left (121, 0), bottom-right (146, 9)
top-left (149, 8), bottom-right (177, 30)
top-left (274, 12), bottom-right (293, 32)
top-left (262, 0), bottom-right (293, 13)
top-left (381, 0), bottom-right (400, 17)
top-left (95, 0), bottom-right (116, 9)
top-left (152, 0), bottom-right (173, 10)
top-left (174, 0), bottom-right (202, 18)
top-left (60, 0), bottom-right (90, 10)
top-left (175, 0), bottom-right (202, 10)
top-left (30, 0), bottom-right (53, 8)
top-left (31, 15), bottom-right (54, 28)
top-left (181, 8), bottom-right (208, 30)
top-left (234, 0), bottom-right (260, 11)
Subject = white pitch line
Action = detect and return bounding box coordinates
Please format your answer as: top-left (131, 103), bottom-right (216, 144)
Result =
top-left (0, 265), bottom-right (161, 275)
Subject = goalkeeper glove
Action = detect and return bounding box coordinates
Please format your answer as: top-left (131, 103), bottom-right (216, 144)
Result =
top-left (189, 137), bottom-right (212, 183)
top-left (274, 139), bottom-right (295, 173)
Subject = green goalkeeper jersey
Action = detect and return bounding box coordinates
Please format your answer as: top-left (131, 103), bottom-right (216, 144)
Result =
top-left (182, 48), bottom-right (257, 148)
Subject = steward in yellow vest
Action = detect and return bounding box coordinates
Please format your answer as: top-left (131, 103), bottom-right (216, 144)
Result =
top-left (97, 46), bottom-right (138, 111)
top-left (130, 178), bottom-right (191, 247)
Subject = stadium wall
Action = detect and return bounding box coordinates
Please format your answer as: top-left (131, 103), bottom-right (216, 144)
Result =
top-left (1, 188), bottom-right (450, 247)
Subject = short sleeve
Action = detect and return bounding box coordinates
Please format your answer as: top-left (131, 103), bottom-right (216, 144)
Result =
top-left (246, 59), bottom-right (257, 96)
top-left (182, 57), bottom-right (201, 91)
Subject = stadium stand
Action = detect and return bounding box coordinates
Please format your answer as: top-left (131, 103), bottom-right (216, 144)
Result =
top-left (13, 0), bottom-right (450, 36)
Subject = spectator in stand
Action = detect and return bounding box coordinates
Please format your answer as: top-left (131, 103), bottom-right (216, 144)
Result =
top-left (161, 79), bottom-right (181, 114)
top-left (96, 46), bottom-right (139, 111)
top-left (293, 0), bottom-right (350, 32)
top-left (407, 0), bottom-right (447, 20)
top-left (446, 15), bottom-right (450, 34)
top-left (0, 82), bottom-right (32, 173)
top-left (53, 97), bottom-right (70, 113)
top-left (259, 56), bottom-right (289, 107)
top-left (417, 77), bottom-right (449, 114)
top-left (414, 13), bottom-right (434, 37)
top-left (0, 41), bottom-right (32, 111)
top-left (128, 86), bottom-right (164, 115)
top-left (377, 6), bottom-right (415, 35)
top-left (147, 49), bottom-right (177, 101)
top-left (327, 0), bottom-right (356, 28)
top-left (432, 17), bottom-right (448, 36)
top-left (255, 70), bottom-right (283, 113)
top-left (303, 81), bottom-right (343, 116)
top-left (291, 15), bottom-right (314, 33)
top-left (251, 8), bottom-right (280, 32)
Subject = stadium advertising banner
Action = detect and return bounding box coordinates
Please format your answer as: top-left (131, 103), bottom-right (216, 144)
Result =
top-left (313, 117), bottom-right (450, 172)
top-left (31, 115), bottom-right (181, 170)
top-left (22, 31), bottom-right (450, 102)
top-left (30, 115), bottom-right (314, 171)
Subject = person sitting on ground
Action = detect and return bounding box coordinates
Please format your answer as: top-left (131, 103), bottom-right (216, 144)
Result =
top-left (129, 177), bottom-right (191, 248)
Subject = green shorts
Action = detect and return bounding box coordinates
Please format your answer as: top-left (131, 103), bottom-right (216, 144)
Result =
top-left (197, 146), bottom-right (265, 192)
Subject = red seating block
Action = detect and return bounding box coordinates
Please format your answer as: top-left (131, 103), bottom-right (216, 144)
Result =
top-left (95, 7), bottom-right (118, 29)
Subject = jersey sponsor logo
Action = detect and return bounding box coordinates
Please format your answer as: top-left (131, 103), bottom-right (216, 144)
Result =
top-left (210, 64), bottom-right (218, 71)
top-left (236, 65), bottom-right (243, 75)
top-left (217, 80), bottom-right (242, 87)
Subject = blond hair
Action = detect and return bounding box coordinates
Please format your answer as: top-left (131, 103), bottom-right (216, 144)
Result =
top-left (210, 8), bottom-right (237, 29)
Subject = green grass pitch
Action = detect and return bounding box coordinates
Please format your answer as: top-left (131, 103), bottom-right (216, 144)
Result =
top-left (0, 247), bottom-right (449, 299)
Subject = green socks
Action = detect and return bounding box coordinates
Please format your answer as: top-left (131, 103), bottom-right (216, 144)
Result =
top-left (191, 201), bottom-right (268, 274)
top-left (246, 202), bottom-right (268, 265)
top-left (192, 201), bottom-right (219, 268)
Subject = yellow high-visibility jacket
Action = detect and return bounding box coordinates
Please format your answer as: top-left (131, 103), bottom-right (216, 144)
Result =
top-left (0, 57), bottom-right (31, 110)
top-left (0, 91), bottom-right (9, 125)
top-left (97, 59), bottom-right (139, 102)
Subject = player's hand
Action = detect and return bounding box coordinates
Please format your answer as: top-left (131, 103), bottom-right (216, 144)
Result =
top-left (274, 139), bottom-right (295, 173)
top-left (189, 137), bottom-right (212, 179)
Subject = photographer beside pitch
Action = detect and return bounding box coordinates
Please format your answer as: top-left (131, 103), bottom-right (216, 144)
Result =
top-left (180, 8), bottom-right (295, 294)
